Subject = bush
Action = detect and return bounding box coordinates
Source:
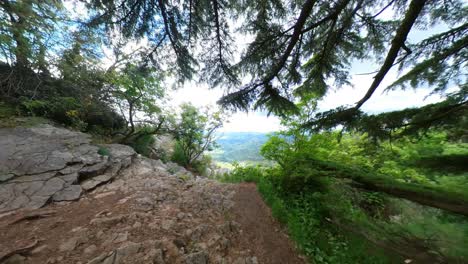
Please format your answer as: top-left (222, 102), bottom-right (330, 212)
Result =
top-left (191, 155), bottom-right (212, 176)
top-left (97, 146), bottom-right (110, 156)
top-left (125, 127), bottom-right (157, 157)
top-left (20, 97), bottom-right (86, 129)
top-left (21, 99), bottom-right (49, 116)
top-left (18, 95), bottom-right (126, 135)
top-left (220, 163), bottom-right (265, 183)
top-left (171, 142), bottom-right (214, 176)
top-left (171, 141), bottom-right (190, 167)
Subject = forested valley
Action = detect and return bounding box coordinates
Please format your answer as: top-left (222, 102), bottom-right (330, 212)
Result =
top-left (0, 0), bottom-right (467, 263)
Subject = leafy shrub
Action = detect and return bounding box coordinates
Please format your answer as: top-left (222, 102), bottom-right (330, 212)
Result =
top-left (97, 146), bottom-right (110, 156)
top-left (191, 155), bottom-right (212, 176)
top-left (21, 99), bottom-right (49, 116)
top-left (221, 163), bottom-right (265, 183)
top-left (172, 143), bottom-right (214, 176)
top-left (171, 141), bottom-right (189, 167)
top-left (126, 127), bottom-right (156, 157)
top-left (18, 94), bottom-right (126, 135)
top-left (20, 97), bottom-right (85, 128)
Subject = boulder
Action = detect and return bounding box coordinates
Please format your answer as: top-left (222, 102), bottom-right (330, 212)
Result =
top-left (0, 124), bottom-right (136, 213)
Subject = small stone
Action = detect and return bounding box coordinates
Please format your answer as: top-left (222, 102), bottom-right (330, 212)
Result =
top-left (71, 226), bottom-right (87, 233)
top-left (173, 238), bottom-right (186, 248)
top-left (133, 221), bottom-right (142, 228)
top-left (113, 232), bottom-right (128, 243)
top-left (32, 244), bottom-right (48, 254)
top-left (161, 219), bottom-right (175, 231)
top-left (118, 197), bottom-right (130, 204)
top-left (84, 245), bottom-right (97, 255)
top-left (86, 252), bottom-right (109, 264)
top-left (184, 251), bottom-right (208, 264)
top-left (147, 248), bottom-right (164, 264)
top-left (52, 185), bottom-right (82, 201)
top-left (246, 257), bottom-right (258, 264)
top-left (176, 212), bottom-right (185, 220)
top-left (218, 237), bottom-right (230, 251)
top-left (196, 242), bottom-right (207, 251)
top-left (90, 215), bottom-right (125, 226)
top-left (94, 191), bottom-right (116, 199)
top-left (149, 222), bottom-right (159, 230)
top-left (136, 196), bottom-right (154, 211)
top-left (59, 237), bottom-right (79, 252)
top-left (114, 242), bottom-right (141, 262)
top-left (96, 230), bottom-right (105, 238)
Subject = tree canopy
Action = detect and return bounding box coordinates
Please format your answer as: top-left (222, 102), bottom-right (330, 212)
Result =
top-left (0, 0), bottom-right (466, 138)
top-left (85, 0), bottom-right (467, 138)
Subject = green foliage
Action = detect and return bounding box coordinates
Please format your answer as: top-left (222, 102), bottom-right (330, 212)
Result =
top-left (18, 95), bottom-right (124, 133)
top-left (220, 163), bottom-right (266, 183)
top-left (0, 101), bottom-right (17, 118)
top-left (171, 141), bottom-right (190, 167)
top-left (243, 125), bottom-right (468, 262)
top-left (126, 127), bottom-right (156, 157)
top-left (222, 165), bottom-right (398, 263)
top-left (20, 99), bottom-right (48, 116)
top-left (20, 97), bottom-right (85, 129)
top-left (191, 155), bottom-right (212, 177)
top-left (0, 0), bottom-right (65, 69)
top-left (173, 143), bottom-right (215, 176)
top-left (171, 103), bottom-right (224, 169)
top-left (97, 146), bottom-right (110, 156)
top-left (107, 64), bottom-right (164, 124)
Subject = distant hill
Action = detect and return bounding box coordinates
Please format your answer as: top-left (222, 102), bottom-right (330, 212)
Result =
top-left (210, 132), bottom-right (270, 163)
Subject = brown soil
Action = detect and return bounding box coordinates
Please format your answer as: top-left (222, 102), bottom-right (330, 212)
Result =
top-left (0, 182), bottom-right (307, 264)
top-left (232, 183), bottom-right (306, 264)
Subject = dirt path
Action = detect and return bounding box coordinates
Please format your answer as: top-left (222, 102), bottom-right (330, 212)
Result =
top-left (0, 158), bottom-right (306, 264)
top-left (232, 183), bottom-right (306, 264)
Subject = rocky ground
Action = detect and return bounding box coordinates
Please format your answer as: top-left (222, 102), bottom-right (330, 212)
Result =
top-left (0, 124), bottom-right (306, 264)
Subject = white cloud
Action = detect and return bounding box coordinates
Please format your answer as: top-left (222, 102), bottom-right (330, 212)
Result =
top-left (169, 82), bottom-right (223, 108)
top-left (220, 112), bottom-right (282, 133)
top-left (168, 83), bottom-right (283, 132)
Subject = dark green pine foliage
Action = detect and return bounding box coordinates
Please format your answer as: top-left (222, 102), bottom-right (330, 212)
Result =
top-left (87, 0), bottom-right (239, 85)
top-left (0, 0), bottom-right (64, 70)
top-left (88, 0), bottom-right (467, 137)
top-left (223, 0), bottom-right (467, 137)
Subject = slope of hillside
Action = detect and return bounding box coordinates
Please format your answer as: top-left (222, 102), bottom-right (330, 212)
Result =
top-left (210, 132), bottom-right (270, 163)
top-left (0, 121), bottom-right (305, 264)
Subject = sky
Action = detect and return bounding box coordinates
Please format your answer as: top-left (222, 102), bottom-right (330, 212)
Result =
top-left (169, 71), bottom-right (447, 133)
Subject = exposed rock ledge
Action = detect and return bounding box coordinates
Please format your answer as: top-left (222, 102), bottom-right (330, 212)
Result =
top-left (0, 123), bottom-right (305, 264)
top-left (0, 124), bottom-right (136, 213)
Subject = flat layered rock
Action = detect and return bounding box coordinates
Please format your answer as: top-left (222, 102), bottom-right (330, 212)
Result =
top-left (0, 124), bottom-right (135, 213)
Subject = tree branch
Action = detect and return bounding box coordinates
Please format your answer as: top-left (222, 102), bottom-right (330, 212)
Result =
top-left (354, 0), bottom-right (427, 109)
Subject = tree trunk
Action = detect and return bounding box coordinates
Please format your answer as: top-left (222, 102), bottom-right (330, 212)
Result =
top-left (349, 180), bottom-right (468, 217)
top-left (303, 159), bottom-right (468, 216)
